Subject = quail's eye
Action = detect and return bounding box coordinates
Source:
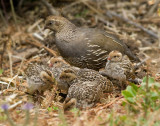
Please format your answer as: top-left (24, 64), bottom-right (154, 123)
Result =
top-left (49, 21), bottom-right (54, 25)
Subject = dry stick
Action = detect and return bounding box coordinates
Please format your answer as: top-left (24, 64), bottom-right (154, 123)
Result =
top-left (81, 0), bottom-right (104, 17)
top-left (95, 96), bottom-right (123, 112)
top-left (0, 41), bottom-right (7, 69)
top-left (62, 1), bottom-right (81, 13)
top-left (146, 0), bottom-right (160, 17)
top-left (81, 1), bottom-right (158, 39)
top-left (10, 0), bottom-right (18, 30)
top-left (0, 9), bottom-right (8, 27)
top-left (8, 51), bottom-right (13, 78)
top-left (1, 0), bottom-right (8, 24)
top-left (106, 11), bottom-right (158, 39)
top-left (40, 0), bottom-right (60, 15)
top-left (26, 35), bottom-right (57, 57)
top-left (158, 31), bottom-right (160, 47)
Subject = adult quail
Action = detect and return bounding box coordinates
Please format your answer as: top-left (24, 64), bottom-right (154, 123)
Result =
top-left (24, 62), bottom-right (55, 94)
top-left (44, 16), bottom-right (138, 70)
top-left (100, 50), bottom-right (134, 89)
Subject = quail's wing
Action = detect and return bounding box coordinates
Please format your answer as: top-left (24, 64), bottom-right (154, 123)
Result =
top-left (122, 55), bottom-right (134, 79)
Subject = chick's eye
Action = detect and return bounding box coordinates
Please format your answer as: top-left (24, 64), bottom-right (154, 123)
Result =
top-left (49, 21), bottom-right (53, 25)
top-left (114, 56), bottom-right (117, 58)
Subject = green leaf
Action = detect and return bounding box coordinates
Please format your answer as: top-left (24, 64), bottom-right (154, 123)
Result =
top-left (47, 107), bottom-right (52, 112)
top-left (126, 86), bottom-right (136, 96)
top-left (154, 82), bottom-right (160, 88)
top-left (130, 83), bottom-right (139, 92)
top-left (52, 106), bottom-right (59, 111)
top-left (150, 92), bottom-right (159, 101)
top-left (122, 90), bottom-right (133, 97)
top-left (141, 76), bottom-right (155, 87)
top-left (142, 76), bottom-right (155, 83)
top-left (0, 69), bottom-right (3, 74)
top-left (122, 101), bottom-right (126, 106)
top-left (126, 97), bottom-right (135, 103)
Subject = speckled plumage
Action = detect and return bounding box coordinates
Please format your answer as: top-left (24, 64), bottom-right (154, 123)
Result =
top-left (100, 50), bottom-right (134, 88)
top-left (45, 16), bottom-right (138, 70)
top-left (24, 62), bottom-right (55, 94)
top-left (60, 68), bottom-right (113, 109)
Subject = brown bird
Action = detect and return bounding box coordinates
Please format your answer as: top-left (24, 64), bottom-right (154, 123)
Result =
top-left (59, 68), bottom-right (113, 109)
top-left (24, 63), bottom-right (55, 94)
top-left (100, 50), bottom-right (134, 89)
top-left (44, 16), bottom-right (138, 70)
top-left (64, 81), bottom-right (106, 109)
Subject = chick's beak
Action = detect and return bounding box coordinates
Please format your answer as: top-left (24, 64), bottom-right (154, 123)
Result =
top-left (106, 57), bottom-right (111, 66)
top-left (44, 25), bottom-right (48, 30)
top-left (107, 57), bottom-right (111, 61)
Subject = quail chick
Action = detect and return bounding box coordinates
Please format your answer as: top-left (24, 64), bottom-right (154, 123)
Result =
top-left (64, 81), bottom-right (105, 109)
top-left (48, 57), bottom-right (71, 79)
top-left (58, 68), bottom-right (113, 93)
top-left (44, 16), bottom-right (138, 70)
top-left (58, 68), bottom-right (113, 109)
top-left (25, 63), bottom-right (55, 94)
top-left (100, 50), bottom-right (134, 89)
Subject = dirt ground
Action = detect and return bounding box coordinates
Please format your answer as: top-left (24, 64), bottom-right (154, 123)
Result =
top-left (0, 0), bottom-right (160, 126)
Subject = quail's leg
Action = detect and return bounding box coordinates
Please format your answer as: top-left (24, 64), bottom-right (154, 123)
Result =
top-left (63, 97), bottom-right (76, 111)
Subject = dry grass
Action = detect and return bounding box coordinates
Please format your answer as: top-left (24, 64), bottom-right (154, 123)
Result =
top-left (0, 0), bottom-right (160, 125)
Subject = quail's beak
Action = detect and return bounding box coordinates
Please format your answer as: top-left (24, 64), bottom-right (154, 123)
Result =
top-left (107, 57), bottom-right (111, 61)
top-left (47, 60), bottom-right (53, 67)
top-left (44, 24), bottom-right (48, 30)
top-left (106, 57), bottom-right (111, 66)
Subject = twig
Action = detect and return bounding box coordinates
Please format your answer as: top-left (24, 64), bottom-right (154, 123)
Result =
top-left (146, 0), bottom-right (160, 17)
top-left (62, 1), bottom-right (81, 14)
top-left (158, 31), bottom-right (160, 47)
top-left (134, 57), bottom-right (150, 70)
top-left (26, 35), bottom-right (57, 57)
top-left (12, 48), bottom-right (39, 64)
top-left (27, 19), bottom-right (44, 32)
top-left (7, 75), bottom-right (18, 89)
top-left (40, 0), bottom-right (60, 15)
top-left (0, 40), bottom-right (7, 69)
top-left (8, 101), bottom-right (23, 110)
top-left (0, 9), bottom-right (8, 27)
top-left (10, 0), bottom-right (18, 29)
top-left (106, 11), bottom-right (158, 39)
top-left (8, 51), bottom-right (13, 78)
top-left (95, 96), bottom-right (123, 112)
top-left (81, 0), bottom-right (104, 17)
top-left (18, 0), bottom-right (24, 13)
top-left (80, 1), bottom-right (158, 39)
top-left (1, 0), bottom-right (8, 24)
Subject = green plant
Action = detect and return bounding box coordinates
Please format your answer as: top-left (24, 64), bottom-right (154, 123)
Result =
top-left (0, 69), bottom-right (3, 74)
top-left (47, 106), bottom-right (59, 112)
top-left (70, 108), bottom-right (80, 117)
top-left (122, 76), bottom-right (160, 115)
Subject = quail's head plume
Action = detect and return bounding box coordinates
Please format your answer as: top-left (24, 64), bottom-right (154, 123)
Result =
top-left (45, 16), bottom-right (139, 70)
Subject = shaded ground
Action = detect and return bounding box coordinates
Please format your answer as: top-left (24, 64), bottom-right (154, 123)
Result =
top-left (0, 0), bottom-right (160, 126)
